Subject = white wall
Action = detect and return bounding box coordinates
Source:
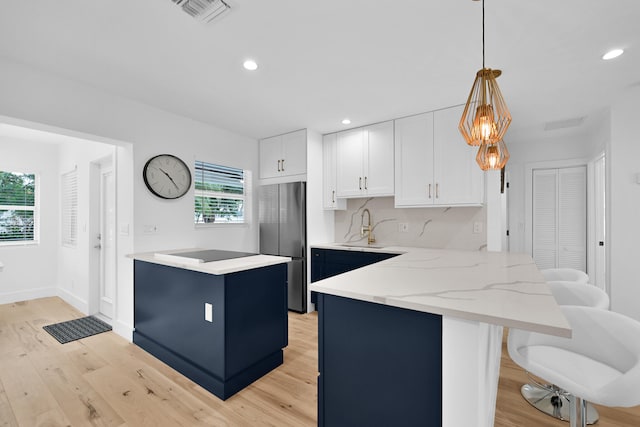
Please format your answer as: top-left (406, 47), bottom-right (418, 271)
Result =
top-left (0, 138), bottom-right (60, 302)
top-left (608, 86), bottom-right (640, 320)
top-left (0, 57), bottom-right (259, 339)
top-left (506, 131), bottom-right (599, 254)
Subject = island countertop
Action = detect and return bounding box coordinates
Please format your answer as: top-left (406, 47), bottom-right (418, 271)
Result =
top-left (128, 248), bottom-right (291, 276)
top-left (309, 244), bottom-right (571, 337)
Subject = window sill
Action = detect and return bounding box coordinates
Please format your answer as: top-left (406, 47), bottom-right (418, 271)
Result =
top-left (195, 223), bottom-right (250, 229)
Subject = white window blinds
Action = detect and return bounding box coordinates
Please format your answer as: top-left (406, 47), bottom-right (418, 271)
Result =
top-left (0, 171), bottom-right (38, 244)
top-left (194, 160), bottom-right (245, 224)
top-left (61, 168), bottom-right (78, 246)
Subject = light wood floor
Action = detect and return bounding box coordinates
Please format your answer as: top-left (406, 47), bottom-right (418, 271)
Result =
top-left (0, 297), bottom-right (638, 426)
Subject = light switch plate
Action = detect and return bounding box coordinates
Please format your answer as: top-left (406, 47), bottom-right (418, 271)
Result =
top-left (205, 303), bottom-right (213, 322)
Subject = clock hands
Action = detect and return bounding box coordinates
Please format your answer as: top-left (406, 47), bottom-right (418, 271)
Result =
top-left (159, 167), bottom-right (180, 190)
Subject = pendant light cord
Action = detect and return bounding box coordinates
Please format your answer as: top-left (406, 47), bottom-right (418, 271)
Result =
top-left (482, 0), bottom-right (485, 68)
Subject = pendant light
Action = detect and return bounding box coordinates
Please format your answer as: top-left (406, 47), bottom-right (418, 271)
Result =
top-left (459, 0), bottom-right (511, 170)
top-left (476, 139), bottom-right (509, 170)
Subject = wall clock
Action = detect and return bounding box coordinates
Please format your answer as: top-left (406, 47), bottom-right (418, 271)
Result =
top-left (143, 154), bottom-right (192, 199)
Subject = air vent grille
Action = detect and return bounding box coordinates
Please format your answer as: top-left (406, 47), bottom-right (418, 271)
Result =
top-left (172, 0), bottom-right (231, 23)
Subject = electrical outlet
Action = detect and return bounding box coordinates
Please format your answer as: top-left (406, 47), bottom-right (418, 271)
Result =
top-left (473, 222), bottom-right (483, 234)
top-left (205, 303), bottom-right (213, 322)
top-left (398, 222), bottom-right (409, 232)
top-left (143, 225), bottom-right (158, 234)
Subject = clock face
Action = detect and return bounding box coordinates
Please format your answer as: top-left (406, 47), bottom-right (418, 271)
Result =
top-left (143, 154), bottom-right (192, 199)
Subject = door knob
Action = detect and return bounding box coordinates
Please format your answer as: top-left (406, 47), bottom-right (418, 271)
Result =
top-left (94, 244), bottom-right (102, 249)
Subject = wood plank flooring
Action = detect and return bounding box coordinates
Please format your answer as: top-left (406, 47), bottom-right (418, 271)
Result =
top-left (0, 297), bottom-right (638, 426)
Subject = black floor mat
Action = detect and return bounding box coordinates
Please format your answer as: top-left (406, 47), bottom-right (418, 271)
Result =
top-left (43, 315), bottom-right (112, 344)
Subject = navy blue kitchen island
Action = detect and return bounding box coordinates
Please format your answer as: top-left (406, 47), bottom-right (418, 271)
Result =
top-left (131, 249), bottom-right (291, 400)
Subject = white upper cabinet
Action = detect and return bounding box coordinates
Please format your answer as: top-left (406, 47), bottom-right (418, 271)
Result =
top-left (394, 105), bottom-right (483, 207)
top-left (433, 106), bottom-right (483, 205)
top-left (336, 120), bottom-right (394, 198)
top-left (394, 112), bottom-right (435, 206)
top-left (322, 133), bottom-right (347, 210)
top-left (259, 129), bottom-right (307, 180)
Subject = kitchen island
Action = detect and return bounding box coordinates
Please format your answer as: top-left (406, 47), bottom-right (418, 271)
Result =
top-left (129, 249), bottom-right (290, 400)
top-left (310, 244), bottom-right (571, 427)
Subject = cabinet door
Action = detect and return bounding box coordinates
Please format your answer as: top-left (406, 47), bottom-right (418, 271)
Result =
top-left (322, 134), bottom-right (346, 210)
top-left (364, 121), bottom-right (395, 196)
top-left (394, 113), bottom-right (434, 207)
top-left (281, 129), bottom-right (307, 176)
top-left (433, 105), bottom-right (484, 205)
top-left (336, 128), bottom-right (365, 198)
top-left (259, 135), bottom-right (283, 179)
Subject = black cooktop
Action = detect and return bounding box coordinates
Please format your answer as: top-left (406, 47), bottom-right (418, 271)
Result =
top-left (168, 249), bottom-right (257, 263)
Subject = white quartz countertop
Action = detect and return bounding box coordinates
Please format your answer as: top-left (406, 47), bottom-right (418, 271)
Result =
top-left (310, 244), bottom-right (571, 337)
top-left (127, 248), bottom-right (291, 275)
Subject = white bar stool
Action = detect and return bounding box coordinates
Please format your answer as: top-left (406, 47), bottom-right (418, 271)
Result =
top-left (540, 268), bottom-right (589, 284)
top-left (518, 280), bottom-right (609, 424)
top-left (508, 306), bottom-right (640, 427)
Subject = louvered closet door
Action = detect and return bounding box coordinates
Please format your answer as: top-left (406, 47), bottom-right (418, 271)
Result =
top-left (532, 166), bottom-right (587, 271)
top-left (533, 169), bottom-right (558, 269)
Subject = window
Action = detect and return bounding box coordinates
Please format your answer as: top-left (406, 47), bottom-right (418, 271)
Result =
top-left (61, 168), bottom-right (78, 247)
top-left (194, 160), bottom-right (247, 225)
top-left (0, 171), bottom-right (38, 244)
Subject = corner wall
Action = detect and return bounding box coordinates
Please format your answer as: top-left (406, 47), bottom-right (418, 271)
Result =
top-left (608, 86), bottom-right (640, 320)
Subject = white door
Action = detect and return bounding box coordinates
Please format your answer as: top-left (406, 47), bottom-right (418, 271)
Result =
top-left (532, 166), bottom-right (587, 271)
top-left (394, 112), bottom-right (434, 207)
top-left (98, 163), bottom-right (116, 319)
top-left (281, 129), bottom-right (307, 176)
top-left (433, 105), bottom-right (484, 205)
top-left (593, 155), bottom-right (606, 290)
top-left (336, 128), bottom-right (365, 197)
top-left (364, 121), bottom-right (395, 197)
top-left (259, 135), bottom-right (282, 179)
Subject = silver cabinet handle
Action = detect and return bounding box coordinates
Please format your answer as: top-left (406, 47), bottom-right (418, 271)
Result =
top-left (359, 177), bottom-right (362, 190)
top-left (428, 184), bottom-right (432, 198)
top-left (364, 176), bottom-right (368, 190)
top-left (281, 158), bottom-right (285, 171)
top-left (436, 183), bottom-right (439, 199)
top-left (94, 244), bottom-right (101, 249)
top-left (332, 190), bottom-right (335, 203)
top-left (277, 159), bottom-right (281, 172)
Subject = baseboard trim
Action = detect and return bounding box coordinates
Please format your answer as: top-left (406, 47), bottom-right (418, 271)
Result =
top-left (112, 319), bottom-right (134, 342)
top-left (0, 287), bottom-right (57, 305)
top-left (56, 288), bottom-right (89, 314)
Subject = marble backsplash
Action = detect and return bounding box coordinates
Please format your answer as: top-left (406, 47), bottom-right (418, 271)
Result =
top-left (334, 197), bottom-right (487, 251)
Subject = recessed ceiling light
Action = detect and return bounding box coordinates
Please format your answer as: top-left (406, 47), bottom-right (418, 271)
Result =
top-left (243, 60), bottom-right (258, 71)
top-left (602, 49), bottom-right (624, 60)
top-left (341, 118), bottom-right (351, 125)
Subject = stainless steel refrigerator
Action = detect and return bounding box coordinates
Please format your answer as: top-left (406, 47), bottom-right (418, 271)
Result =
top-left (259, 182), bottom-right (307, 312)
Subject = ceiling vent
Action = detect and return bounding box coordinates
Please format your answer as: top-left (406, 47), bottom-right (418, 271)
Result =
top-left (544, 116), bottom-right (585, 131)
top-left (172, 0), bottom-right (231, 23)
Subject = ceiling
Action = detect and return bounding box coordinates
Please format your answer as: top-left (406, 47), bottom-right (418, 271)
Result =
top-left (0, 0), bottom-right (638, 141)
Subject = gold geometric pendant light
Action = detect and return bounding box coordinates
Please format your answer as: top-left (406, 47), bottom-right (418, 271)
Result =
top-left (459, 68), bottom-right (511, 146)
top-left (459, 0), bottom-right (512, 170)
top-left (476, 139), bottom-right (509, 171)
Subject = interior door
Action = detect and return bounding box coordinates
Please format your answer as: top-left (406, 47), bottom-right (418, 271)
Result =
top-left (99, 163), bottom-right (116, 319)
top-left (532, 166), bottom-right (587, 272)
top-left (593, 155), bottom-right (606, 290)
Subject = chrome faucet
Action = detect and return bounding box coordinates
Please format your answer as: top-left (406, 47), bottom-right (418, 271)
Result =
top-left (360, 208), bottom-right (376, 245)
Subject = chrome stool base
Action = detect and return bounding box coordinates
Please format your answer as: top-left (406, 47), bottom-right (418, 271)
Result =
top-left (521, 383), bottom-right (599, 424)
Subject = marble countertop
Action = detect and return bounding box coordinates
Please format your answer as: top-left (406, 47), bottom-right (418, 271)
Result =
top-left (128, 248), bottom-right (291, 275)
top-left (310, 244), bottom-right (571, 337)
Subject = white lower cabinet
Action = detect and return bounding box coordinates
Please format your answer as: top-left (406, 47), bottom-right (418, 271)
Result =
top-left (394, 105), bottom-right (483, 207)
top-left (336, 120), bottom-right (394, 198)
